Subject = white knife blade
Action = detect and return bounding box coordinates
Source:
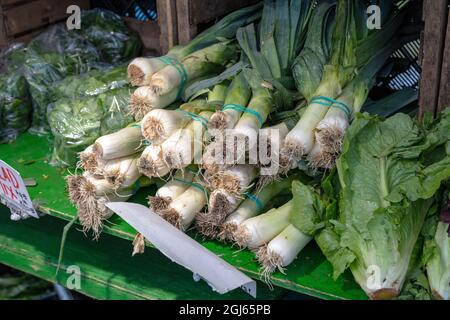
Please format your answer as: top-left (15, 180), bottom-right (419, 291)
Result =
top-left (106, 202), bottom-right (257, 298)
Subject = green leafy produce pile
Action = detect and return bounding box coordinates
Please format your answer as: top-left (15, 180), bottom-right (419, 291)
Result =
top-left (48, 65), bottom-right (134, 167)
top-left (290, 110), bottom-right (450, 299)
top-left (0, 9), bottom-right (141, 141)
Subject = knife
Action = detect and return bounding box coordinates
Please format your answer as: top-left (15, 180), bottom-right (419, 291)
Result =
top-left (106, 202), bottom-right (257, 298)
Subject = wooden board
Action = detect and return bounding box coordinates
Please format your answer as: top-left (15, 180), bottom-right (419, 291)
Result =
top-left (176, 0), bottom-right (259, 45)
top-left (418, 0), bottom-right (448, 119)
top-left (2, 0), bottom-right (89, 37)
top-left (124, 17), bottom-right (161, 56)
top-left (0, 133), bottom-right (368, 300)
top-left (157, 0), bottom-right (178, 54)
top-left (0, 0), bottom-right (30, 7)
top-left (438, 11), bottom-right (450, 112)
top-left (0, 206), bottom-right (285, 300)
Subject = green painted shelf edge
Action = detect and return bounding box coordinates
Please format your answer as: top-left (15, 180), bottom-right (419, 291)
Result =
top-left (0, 207), bottom-right (284, 300)
top-left (0, 133), bottom-right (368, 300)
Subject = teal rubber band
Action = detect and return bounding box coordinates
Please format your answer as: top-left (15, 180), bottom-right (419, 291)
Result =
top-left (173, 178), bottom-right (209, 197)
top-left (130, 124), bottom-right (141, 128)
top-left (244, 192), bottom-right (263, 211)
top-left (311, 96), bottom-right (351, 118)
top-left (177, 110), bottom-right (208, 128)
top-left (186, 167), bottom-right (199, 175)
top-left (311, 96), bottom-right (351, 119)
top-left (158, 56), bottom-right (188, 100)
top-left (143, 139), bottom-right (151, 146)
top-left (222, 103), bottom-right (264, 125)
top-left (132, 180), bottom-right (141, 195)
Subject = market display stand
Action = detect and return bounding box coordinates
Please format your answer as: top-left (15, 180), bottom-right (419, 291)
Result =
top-left (0, 134), bottom-right (368, 300)
top-left (0, 206), bottom-right (286, 300)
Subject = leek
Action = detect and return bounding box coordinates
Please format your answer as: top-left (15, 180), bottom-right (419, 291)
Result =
top-left (234, 200), bottom-right (292, 249)
top-left (149, 170), bottom-right (195, 213)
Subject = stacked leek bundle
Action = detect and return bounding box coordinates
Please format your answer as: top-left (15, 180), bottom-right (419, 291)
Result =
top-left (126, 4), bottom-right (262, 120)
top-left (65, 4), bottom-right (262, 238)
top-left (67, 125), bottom-right (150, 238)
top-left (280, 0), bottom-right (413, 172)
top-left (138, 0), bottom-right (321, 275)
top-left (65, 0), bottom-right (428, 296)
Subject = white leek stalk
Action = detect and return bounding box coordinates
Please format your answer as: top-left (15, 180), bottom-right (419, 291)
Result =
top-left (201, 140), bottom-right (227, 173)
top-left (315, 84), bottom-right (356, 154)
top-left (93, 125), bottom-right (144, 160)
top-left (195, 188), bottom-right (243, 238)
top-left (149, 170), bottom-right (195, 212)
top-left (78, 145), bottom-right (107, 174)
top-left (130, 86), bottom-right (178, 120)
top-left (282, 66), bottom-right (342, 166)
top-left (315, 82), bottom-right (369, 167)
top-left (150, 42), bottom-right (236, 96)
top-left (141, 109), bottom-right (191, 145)
top-left (306, 143), bottom-right (335, 170)
top-left (138, 145), bottom-right (170, 178)
top-left (163, 185), bottom-right (207, 231)
top-left (208, 164), bottom-right (258, 196)
top-left (219, 176), bottom-right (294, 241)
top-left (103, 156), bottom-right (141, 189)
top-left (162, 111), bottom-right (212, 169)
top-left (231, 88), bottom-right (273, 153)
top-left (127, 57), bottom-right (168, 86)
top-left (257, 224), bottom-right (312, 276)
top-left (80, 172), bottom-right (115, 197)
top-left (234, 201), bottom-right (292, 249)
top-left (208, 73), bottom-right (251, 131)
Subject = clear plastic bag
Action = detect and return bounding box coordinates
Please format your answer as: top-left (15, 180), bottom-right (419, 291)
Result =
top-left (0, 44), bottom-right (32, 143)
top-left (48, 85), bottom-right (133, 168)
top-left (24, 9), bottom-right (141, 134)
top-left (79, 9), bottom-right (141, 64)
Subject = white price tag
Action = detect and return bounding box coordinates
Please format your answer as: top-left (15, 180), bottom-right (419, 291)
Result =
top-left (0, 160), bottom-right (38, 220)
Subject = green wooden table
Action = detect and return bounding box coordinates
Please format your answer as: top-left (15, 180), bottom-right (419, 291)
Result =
top-left (0, 133), bottom-right (368, 300)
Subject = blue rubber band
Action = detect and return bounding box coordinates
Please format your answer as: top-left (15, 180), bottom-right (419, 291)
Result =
top-left (244, 192), bottom-right (264, 211)
top-left (177, 110), bottom-right (209, 128)
top-left (222, 103), bottom-right (264, 125)
top-left (158, 56), bottom-right (188, 100)
top-left (311, 96), bottom-right (351, 119)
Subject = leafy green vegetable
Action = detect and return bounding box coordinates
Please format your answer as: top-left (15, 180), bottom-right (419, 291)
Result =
top-left (422, 189), bottom-right (450, 300)
top-left (0, 45), bottom-right (32, 143)
top-left (79, 9), bottom-right (141, 64)
top-left (292, 109), bottom-right (450, 299)
top-left (236, 0), bottom-right (315, 110)
top-left (23, 9), bottom-right (141, 133)
top-left (292, 0), bottom-right (335, 101)
top-left (48, 66), bottom-right (133, 167)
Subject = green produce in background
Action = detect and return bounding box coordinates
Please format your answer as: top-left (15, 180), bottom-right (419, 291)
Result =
top-left (422, 189), bottom-right (450, 300)
top-left (291, 109), bottom-right (450, 300)
top-left (23, 9), bottom-right (141, 134)
top-left (46, 65), bottom-right (132, 169)
top-left (0, 44), bottom-right (32, 143)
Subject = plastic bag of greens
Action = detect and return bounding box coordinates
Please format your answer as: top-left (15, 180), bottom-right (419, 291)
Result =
top-left (79, 9), bottom-right (141, 63)
top-left (24, 9), bottom-right (141, 134)
top-left (24, 24), bottom-right (104, 134)
top-left (51, 64), bottom-right (128, 100)
top-left (0, 44), bottom-right (32, 143)
top-left (0, 73), bottom-right (32, 143)
top-left (48, 87), bottom-right (133, 167)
